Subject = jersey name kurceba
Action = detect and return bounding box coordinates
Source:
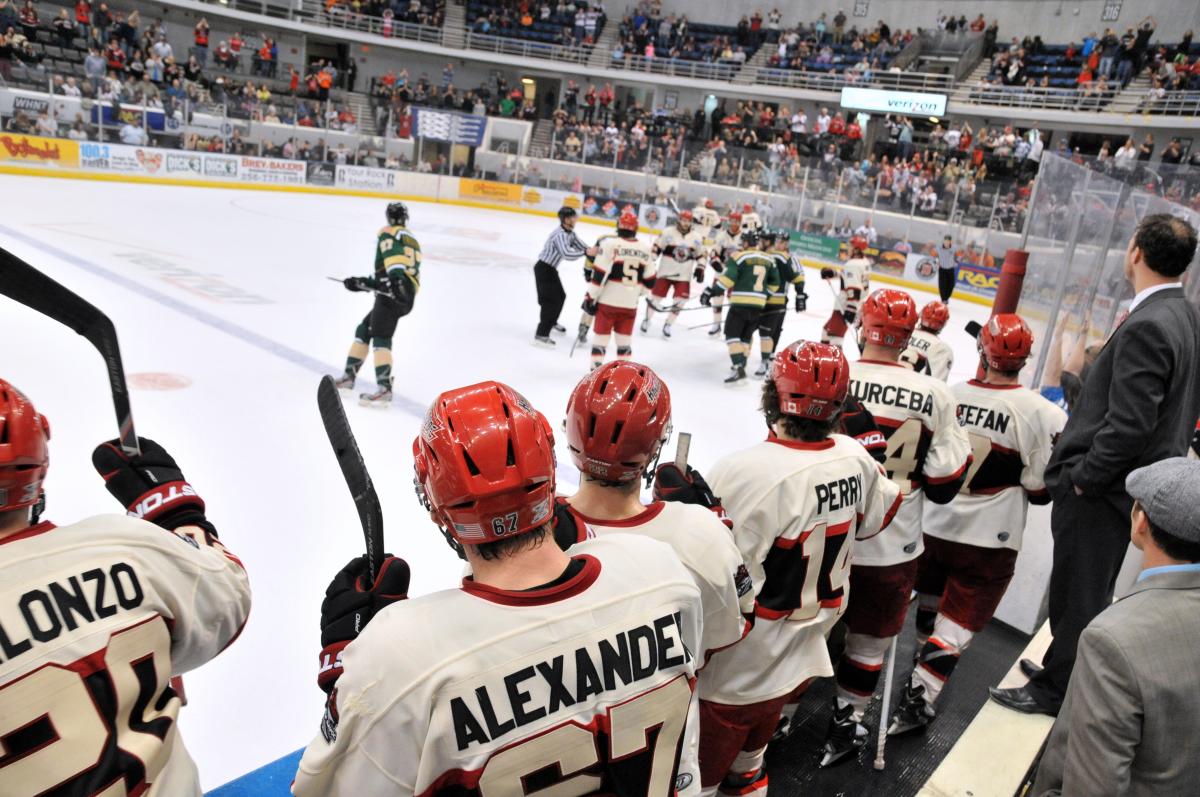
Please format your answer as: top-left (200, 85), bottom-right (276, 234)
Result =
top-left (704, 436), bottom-right (901, 704)
top-left (719, 250), bottom-right (780, 307)
top-left (0, 515), bottom-right (250, 797)
top-left (902, 329), bottom-right (955, 382)
top-left (654, 226), bottom-right (706, 281)
top-left (848, 360), bottom-right (971, 566)
top-left (293, 535), bottom-right (703, 797)
top-left (766, 252), bottom-right (805, 306)
top-left (836, 258), bottom-right (870, 314)
top-left (924, 381), bottom-right (1067, 550)
top-left (563, 501), bottom-right (754, 700)
top-left (588, 235), bottom-right (657, 310)
top-left (376, 225), bottom-right (422, 290)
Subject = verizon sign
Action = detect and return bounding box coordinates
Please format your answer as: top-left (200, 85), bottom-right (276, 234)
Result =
top-left (840, 87), bottom-right (947, 117)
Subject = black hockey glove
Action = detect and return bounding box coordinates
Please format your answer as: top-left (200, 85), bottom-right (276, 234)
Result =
top-left (653, 463), bottom-right (732, 529)
top-left (92, 437), bottom-right (208, 531)
top-left (710, 255), bottom-right (725, 274)
top-left (693, 264), bottom-right (706, 283)
top-left (820, 267), bottom-right (836, 280)
top-left (899, 347), bottom-right (930, 374)
top-left (795, 290), bottom-right (808, 312)
top-left (318, 555), bottom-right (410, 694)
top-left (583, 265), bottom-right (594, 282)
top-left (700, 284), bottom-right (724, 307)
top-left (582, 296), bottom-right (599, 316)
top-left (343, 276), bottom-right (373, 292)
top-left (842, 309), bottom-right (857, 325)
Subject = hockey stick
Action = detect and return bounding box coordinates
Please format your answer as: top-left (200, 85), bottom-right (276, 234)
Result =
top-left (327, 276), bottom-right (394, 299)
top-left (874, 635), bottom-right (900, 770)
top-left (673, 432), bottom-right (691, 469)
top-left (317, 376), bottom-right (385, 583)
top-left (0, 247), bottom-right (138, 456)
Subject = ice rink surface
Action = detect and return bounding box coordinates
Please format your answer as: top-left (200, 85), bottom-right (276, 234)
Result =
top-left (0, 174), bottom-right (995, 790)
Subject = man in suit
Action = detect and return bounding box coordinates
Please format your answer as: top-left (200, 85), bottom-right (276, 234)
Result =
top-left (991, 213), bottom-right (1200, 715)
top-left (1033, 457), bottom-right (1200, 795)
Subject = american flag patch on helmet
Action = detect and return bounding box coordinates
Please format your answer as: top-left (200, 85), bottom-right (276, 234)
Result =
top-left (454, 522), bottom-right (486, 541)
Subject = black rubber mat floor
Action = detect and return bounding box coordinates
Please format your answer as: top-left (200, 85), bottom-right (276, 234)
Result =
top-left (762, 609), bottom-right (1030, 796)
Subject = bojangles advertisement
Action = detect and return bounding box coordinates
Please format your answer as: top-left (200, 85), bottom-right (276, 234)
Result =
top-left (0, 134), bottom-right (79, 167)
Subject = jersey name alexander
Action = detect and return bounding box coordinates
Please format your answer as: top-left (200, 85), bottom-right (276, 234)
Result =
top-left (956, 403), bottom-right (1011, 434)
top-left (0, 561), bottom-right (144, 662)
top-left (449, 611), bottom-right (692, 751)
top-left (848, 379), bottom-right (934, 416)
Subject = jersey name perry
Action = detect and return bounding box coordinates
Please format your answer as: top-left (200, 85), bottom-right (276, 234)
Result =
top-left (1, 561), bottom-right (144, 662)
top-left (850, 380), bottom-right (934, 415)
top-left (816, 473), bottom-right (862, 515)
top-left (450, 610), bottom-right (692, 751)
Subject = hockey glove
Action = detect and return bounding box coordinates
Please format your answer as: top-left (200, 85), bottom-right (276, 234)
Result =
top-left (710, 256), bottom-right (725, 274)
top-left (699, 284), bottom-right (724, 307)
top-left (842, 309), bottom-right (857, 325)
top-left (318, 555), bottom-right (410, 693)
top-left (820, 267), bottom-right (836, 280)
top-left (899, 347), bottom-right (930, 375)
top-left (343, 276), bottom-right (373, 292)
top-left (583, 266), bottom-right (594, 282)
top-left (795, 290), bottom-right (808, 312)
top-left (92, 437), bottom-right (208, 531)
top-left (693, 264), bottom-right (706, 283)
top-left (653, 463), bottom-right (732, 529)
top-left (582, 296), bottom-right (599, 316)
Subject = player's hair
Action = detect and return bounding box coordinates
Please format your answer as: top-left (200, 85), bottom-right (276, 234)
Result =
top-left (583, 473), bottom-right (642, 491)
top-left (981, 358), bottom-right (1022, 379)
top-left (1134, 214), bottom-right (1197, 278)
top-left (760, 380), bottom-right (839, 442)
top-left (1146, 515), bottom-right (1200, 563)
top-left (469, 522), bottom-right (551, 562)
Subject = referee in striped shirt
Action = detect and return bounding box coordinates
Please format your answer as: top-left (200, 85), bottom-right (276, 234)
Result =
top-left (533, 207), bottom-right (596, 347)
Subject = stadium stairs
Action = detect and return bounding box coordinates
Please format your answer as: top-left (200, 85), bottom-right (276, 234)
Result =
top-left (345, 92), bottom-right (379, 136)
top-left (443, 1), bottom-right (467, 50)
top-left (586, 23), bottom-right (622, 70)
top-left (732, 44), bottom-right (777, 86)
top-left (529, 118), bottom-right (555, 158)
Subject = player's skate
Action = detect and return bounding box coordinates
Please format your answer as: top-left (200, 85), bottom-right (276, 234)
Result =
top-left (724, 366), bottom-right (747, 385)
top-left (359, 387), bottom-right (392, 408)
top-left (887, 683), bottom-right (935, 737)
top-left (552, 323), bottom-right (567, 335)
top-left (708, 321), bottom-right (722, 335)
top-left (332, 373), bottom-right (355, 392)
top-left (718, 768), bottom-right (768, 797)
top-left (819, 699), bottom-right (868, 768)
top-left (754, 360), bottom-right (770, 378)
top-left (639, 317), bottom-right (651, 333)
top-left (662, 323), bottom-right (672, 338)
top-left (531, 335), bottom-right (556, 349)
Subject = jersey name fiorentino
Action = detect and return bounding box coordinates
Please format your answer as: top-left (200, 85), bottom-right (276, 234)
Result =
top-left (588, 235), bottom-right (657, 309)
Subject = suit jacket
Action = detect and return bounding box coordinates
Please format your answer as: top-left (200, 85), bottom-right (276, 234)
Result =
top-left (1046, 287), bottom-right (1200, 498)
top-left (1034, 568), bottom-right (1200, 796)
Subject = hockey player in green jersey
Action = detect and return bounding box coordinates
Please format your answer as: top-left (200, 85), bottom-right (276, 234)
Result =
top-left (701, 228), bottom-right (780, 384)
top-left (754, 229), bottom-right (809, 377)
top-left (332, 202), bottom-right (421, 407)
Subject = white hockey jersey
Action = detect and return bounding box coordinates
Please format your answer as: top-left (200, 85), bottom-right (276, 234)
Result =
top-left (561, 500), bottom-right (754, 696)
top-left (293, 534), bottom-right (703, 797)
top-left (740, 211), bottom-right (763, 233)
top-left (848, 360), bottom-right (972, 567)
top-left (654, 226), bottom-right (706, 281)
top-left (709, 228), bottom-right (743, 264)
top-left (704, 435), bottom-right (901, 705)
top-left (835, 257), bottom-right (871, 316)
top-left (587, 234), bottom-right (657, 310)
top-left (901, 329), bottom-right (955, 382)
top-left (691, 205), bottom-right (721, 235)
top-left (924, 381), bottom-right (1067, 550)
top-left (0, 515), bottom-right (250, 797)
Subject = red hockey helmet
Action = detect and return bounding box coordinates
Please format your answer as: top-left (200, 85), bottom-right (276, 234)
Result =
top-left (919, 301), bottom-right (950, 333)
top-left (979, 313), bottom-right (1034, 372)
top-left (678, 209), bottom-right (693, 225)
top-left (861, 289), bottom-right (918, 348)
top-left (412, 381), bottom-right (556, 547)
top-left (742, 203), bottom-right (754, 214)
top-left (727, 211), bottom-right (742, 226)
top-left (771, 341), bottom-right (849, 422)
top-left (565, 361), bottom-right (672, 483)
top-left (704, 198), bottom-right (715, 209)
top-left (0, 379), bottom-right (51, 512)
top-left (617, 211), bottom-right (639, 233)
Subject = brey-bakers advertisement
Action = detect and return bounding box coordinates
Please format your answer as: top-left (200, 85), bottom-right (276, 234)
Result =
top-left (239, 156), bottom-right (305, 184)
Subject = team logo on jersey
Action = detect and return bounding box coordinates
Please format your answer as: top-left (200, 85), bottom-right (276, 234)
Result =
top-left (675, 773), bottom-right (694, 791)
top-left (734, 564), bottom-right (753, 597)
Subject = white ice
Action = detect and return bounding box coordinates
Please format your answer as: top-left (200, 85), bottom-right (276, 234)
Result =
top-left (0, 174), bottom-right (994, 790)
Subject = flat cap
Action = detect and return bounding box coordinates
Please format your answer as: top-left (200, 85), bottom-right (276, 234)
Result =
top-left (1126, 457), bottom-right (1200, 543)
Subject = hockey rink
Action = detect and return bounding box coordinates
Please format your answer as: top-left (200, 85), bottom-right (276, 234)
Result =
top-left (0, 174), bottom-right (997, 791)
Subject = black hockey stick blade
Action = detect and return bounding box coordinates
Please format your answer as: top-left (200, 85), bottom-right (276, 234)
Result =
top-left (317, 375), bottom-right (384, 582)
top-left (965, 320), bottom-right (983, 339)
top-left (0, 247), bottom-right (138, 455)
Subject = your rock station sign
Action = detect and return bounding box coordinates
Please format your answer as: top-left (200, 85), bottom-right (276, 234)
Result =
top-left (839, 87), bottom-right (948, 118)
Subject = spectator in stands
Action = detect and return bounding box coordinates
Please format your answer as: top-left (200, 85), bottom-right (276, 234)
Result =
top-left (1033, 458), bottom-right (1200, 796)
top-left (1138, 134), bottom-right (1155, 162)
top-left (193, 18), bottom-right (209, 66)
top-left (119, 117), bottom-right (146, 145)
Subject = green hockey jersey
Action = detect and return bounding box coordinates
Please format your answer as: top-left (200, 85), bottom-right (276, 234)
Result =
top-left (718, 250), bottom-right (780, 307)
top-left (375, 225), bottom-right (422, 291)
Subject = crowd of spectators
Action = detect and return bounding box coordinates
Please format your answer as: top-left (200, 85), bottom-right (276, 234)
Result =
top-left (318, 0), bottom-right (444, 30)
top-left (765, 15), bottom-right (909, 78)
top-left (470, 0), bottom-right (603, 50)
top-left (610, 1), bottom-right (765, 68)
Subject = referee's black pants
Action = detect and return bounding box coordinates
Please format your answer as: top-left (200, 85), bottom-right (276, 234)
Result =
top-left (534, 260), bottom-right (566, 338)
top-left (938, 267), bottom-right (956, 302)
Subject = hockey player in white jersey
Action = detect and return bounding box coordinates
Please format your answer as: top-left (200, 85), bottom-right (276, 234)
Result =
top-left (642, 210), bottom-right (706, 337)
top-left (702, 212), bottom-right (744, 335)
top-left (580, 210), bottom-right (657, 369)
top-left (901, 301), bottom-right (955, 381)
top-left (557, 361), bottom-right (755, 794)
top-left (0, 378), bottom-right (250, 796)
top-left (825, 289), bottom-right (971, 767)
top-left (693, 343), bottom-right (901, 795)
top-left (888, 314), bottom-right (1066, 737)
top-left (294, 380), bottom-right (704, 797)
top-left (739, 202), bottom-right (763, 234)
top-left (692, 197), bottom-right (722, 237)
top-left (820, 245), bottom-right (871, 349)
